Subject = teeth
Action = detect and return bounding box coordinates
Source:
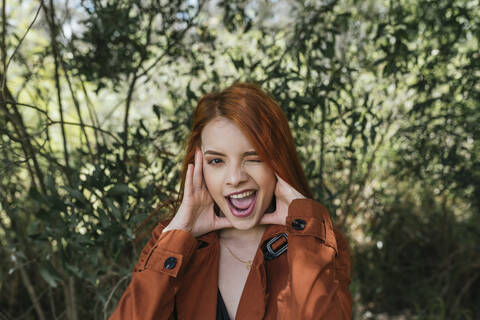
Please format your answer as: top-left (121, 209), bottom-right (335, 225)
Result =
top-left (229, 190), bottom-right (255, 199)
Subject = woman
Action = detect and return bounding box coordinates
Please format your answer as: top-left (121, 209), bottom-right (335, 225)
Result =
top-left (110, 83), bottom-right (352, 319)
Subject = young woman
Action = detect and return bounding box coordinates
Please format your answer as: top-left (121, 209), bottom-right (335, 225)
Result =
top-left (110, 83), bottom-right (352, 319)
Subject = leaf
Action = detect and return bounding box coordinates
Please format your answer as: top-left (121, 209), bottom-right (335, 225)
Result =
top-left (306, 160), bottom-right (316, 174)
top-left (383, 60), bottom-right (397, 77)
top-left (39, 261), bottom-right (62, 288)
top-left (64, 262), bottom-right (83, 278)
top-left (97, 208), bottom-right (111, 228)
top-left (186, 82), bottom-right (197, 101)
top-left (130, 212), bottom-right (147, 223)
top-left (28, 188), bottom-right (48, 205)
top-left (106, 198), bottom-right (121, 219)
top-left (62, 186), bottom-right (86, 203)
top-left (229, 53), bottom-right (245, 71)
top-left (153, 104), bottom-right (161, 119)
top-left (107, 184), bottom-right (132, 196)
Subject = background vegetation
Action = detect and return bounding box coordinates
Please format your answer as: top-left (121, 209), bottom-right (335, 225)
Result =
top-left (1, 0), bottom-right (479, 319)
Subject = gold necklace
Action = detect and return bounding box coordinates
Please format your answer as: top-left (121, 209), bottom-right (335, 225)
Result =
top-left (220, 240), bottom-right (253, 270)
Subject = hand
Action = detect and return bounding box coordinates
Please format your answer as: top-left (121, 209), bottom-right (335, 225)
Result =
top-left (259, 174), bottom-right (306, 226)
top-left (163, 148), bottom-right (232, 237)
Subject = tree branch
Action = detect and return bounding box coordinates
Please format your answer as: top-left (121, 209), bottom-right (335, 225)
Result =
top-left (43, 0), bottom-right (71, 181)
top-left (0, 81), bottom-right (46, 192)
top-left (4, 1), bottom-right (43, 78)
top-left (1, 0), bottom-right (6, 99)
top-left (17, 258), bottom-right (47, 320)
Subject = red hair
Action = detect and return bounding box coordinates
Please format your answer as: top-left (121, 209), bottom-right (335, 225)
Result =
top-left (177, 82), bottom-right (312, 207)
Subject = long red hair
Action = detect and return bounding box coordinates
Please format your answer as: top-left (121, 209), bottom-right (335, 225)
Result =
top-left (176, 83), bottom-right (312, 208)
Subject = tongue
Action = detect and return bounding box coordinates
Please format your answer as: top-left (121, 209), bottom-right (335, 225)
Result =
top-left (230, 192), bottom-right (256, 210)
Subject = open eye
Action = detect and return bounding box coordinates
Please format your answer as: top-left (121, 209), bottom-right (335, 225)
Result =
top-left (207, 158), bottom-right (223, 165)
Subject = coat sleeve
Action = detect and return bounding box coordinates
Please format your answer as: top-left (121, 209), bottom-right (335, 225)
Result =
top-left (109, 223), bottom-right (198, 320)
top-left (278, 199), bottom-right (352, 319)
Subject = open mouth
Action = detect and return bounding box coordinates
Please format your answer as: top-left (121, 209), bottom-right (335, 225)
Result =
top-left (225, 190), bottom-right (257, 218)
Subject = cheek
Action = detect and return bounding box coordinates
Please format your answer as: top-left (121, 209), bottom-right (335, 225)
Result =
top-left (203, 166), bottom-right (222, 195)
top-left (250, 167), bottom-right (276, 192)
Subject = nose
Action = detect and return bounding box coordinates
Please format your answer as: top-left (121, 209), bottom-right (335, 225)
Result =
top-left (225, 162), bottom-right (249, 187)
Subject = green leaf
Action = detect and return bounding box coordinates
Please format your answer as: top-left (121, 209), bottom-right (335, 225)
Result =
top-left (62, 186), bottom-right (86, 202)
top-left (106, 198), bottom-right (121, 219)
top-left (107, 184), bottom-right (132, 196)
top-left (39, 261), bottom-right (61, 288)
top-left (153, 104), bottom-right (161, 119)
top-left (186, 82), bottom-right (197, 101)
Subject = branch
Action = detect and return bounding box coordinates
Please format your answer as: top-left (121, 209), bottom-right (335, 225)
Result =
top-left (137, 2), bottom-right (204, 79)
top-left (4, 1), bottom-right (43, 80)
top-left (59, 51), bottom-right (94, 160)
top-left (2, 100), bottom-right (51, 119)
top-left (43, 0), bottom-right (71, 179)
top-left (1, 0), bottom-right (6, 99)
top-left (103, 275), bottom-right (130, 320)
top-left (47, 120), bottom-right (121, 144)
top-left (0, 80), bottom-right (46, 192)
top-left (17, 260), bottom-right (47, 320)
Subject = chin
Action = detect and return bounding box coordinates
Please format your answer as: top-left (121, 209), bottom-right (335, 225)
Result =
top-left (229, 218), bottom-right (261, 230)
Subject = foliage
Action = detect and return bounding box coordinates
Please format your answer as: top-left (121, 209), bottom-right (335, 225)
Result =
top-left (0, 0), bottom-right (479, 319)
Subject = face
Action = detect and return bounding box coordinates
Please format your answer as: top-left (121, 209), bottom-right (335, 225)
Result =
top-left (201, 117), bottom-right (276, 230)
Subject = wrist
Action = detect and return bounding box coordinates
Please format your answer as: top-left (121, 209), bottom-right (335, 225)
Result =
top-left (162, 221), bottom-right (192, 234)
top-left (163, 205), bottom-right (194, 233)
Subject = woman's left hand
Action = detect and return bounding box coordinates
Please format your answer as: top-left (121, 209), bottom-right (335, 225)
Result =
top-left (259, 174), bottom-right (306, 226)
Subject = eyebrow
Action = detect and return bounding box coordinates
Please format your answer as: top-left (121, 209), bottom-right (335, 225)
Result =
top-left (203, 150), bottom-right (258, 157)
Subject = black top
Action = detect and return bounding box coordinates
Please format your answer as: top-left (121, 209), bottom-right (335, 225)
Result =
top-left (216, 289), bottom-right (231, 320)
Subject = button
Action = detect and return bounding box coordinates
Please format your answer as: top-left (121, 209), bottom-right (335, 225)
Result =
top-left (291, 219), bottom-right (306, 230)
top-left (164, 257), bottom-right (177, 269)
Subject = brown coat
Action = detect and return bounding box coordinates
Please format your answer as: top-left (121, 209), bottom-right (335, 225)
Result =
top-left (110, 199), bottom-right (352, 319)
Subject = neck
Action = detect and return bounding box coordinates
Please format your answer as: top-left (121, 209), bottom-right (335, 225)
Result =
top-left (219, 225), bottom-right (266, 248)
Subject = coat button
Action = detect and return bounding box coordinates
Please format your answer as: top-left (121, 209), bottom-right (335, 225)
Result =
top-left (291, 219), bottom-right (306, 230)
top-left (164, 257), bottom-right (177, 269)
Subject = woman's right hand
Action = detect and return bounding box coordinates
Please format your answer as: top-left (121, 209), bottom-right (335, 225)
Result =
top-left (162, 148), bottom-right (232, 237)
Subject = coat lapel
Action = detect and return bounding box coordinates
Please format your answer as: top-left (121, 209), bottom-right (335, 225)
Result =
top-left (235, 224), bottom-right (286, 319)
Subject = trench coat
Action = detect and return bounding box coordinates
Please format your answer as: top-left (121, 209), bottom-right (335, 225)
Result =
top-left (110, 199), bottom-right (352, 319)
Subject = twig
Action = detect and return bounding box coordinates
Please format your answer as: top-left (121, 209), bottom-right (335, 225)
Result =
top-left (43, 0), bottom-right (71, 181)
top-left (59, 54), bottom-right (94, 159)
top-left (1, 0), bottom-right (6, 99)
top-left (13, 287), bottom-right (50, 320)
top-left (2, 100), bottom-right (52, 119)
top-left (0, 82), bottom-right (46, 192)
top-left (48, 287), bottom-right (58, 320)
top-left (4, 1), bottom-right (43, 78)
top-left (136, 1), bottom-right (205, 79)
top-left (103, 275), bottom-right (130, 320)
top-left (0, 311), bottom-right (13, 320)
top-left (47, 120), bottom-right (121, 143)
top-left (17, 262), bottom-right (47, 320)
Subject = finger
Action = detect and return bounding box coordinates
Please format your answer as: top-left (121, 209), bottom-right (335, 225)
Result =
top-left (273, 174), bottom-right (284, 196)
top-left (259, 211), bottom-right (284, 225)
top-left (275, 173), bottom-right (283, 183)
top-left (201, 153), bottom-right (207, 189)
top-left (274, 173), bottom-right (305, 199)
top-left (193, 149), bottom-right (203, 191)
top-left (184, 163), bottom-right (194, 196)
top-left (274, 174), bottom-right (286, 193)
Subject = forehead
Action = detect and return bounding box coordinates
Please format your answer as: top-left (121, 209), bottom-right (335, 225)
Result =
top-left (201, 117), bottom-right (254, 152)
